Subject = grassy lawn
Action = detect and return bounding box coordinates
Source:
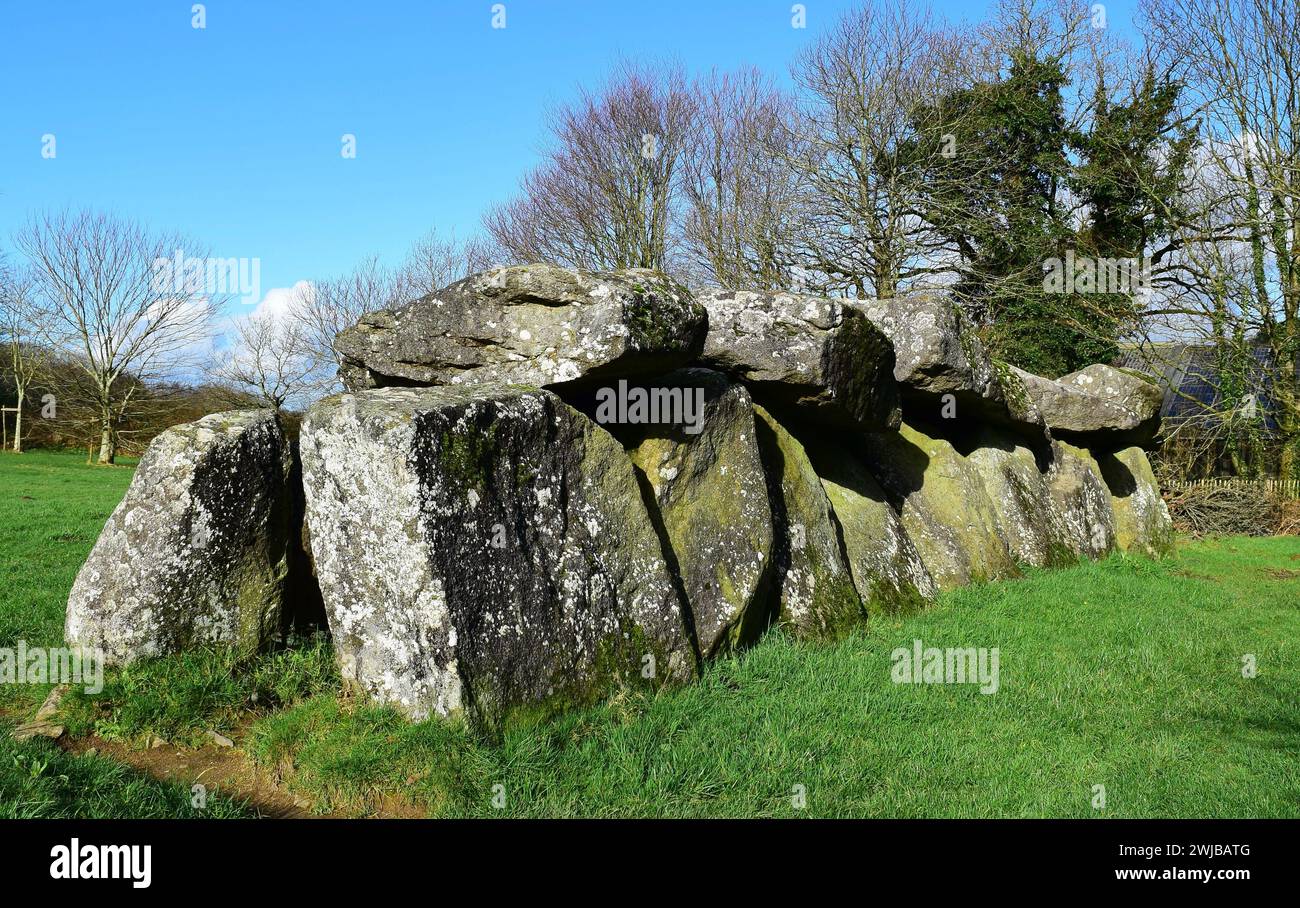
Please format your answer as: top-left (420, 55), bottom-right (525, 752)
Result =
top-left (0, 449), bottom-right (255, 817)
top-left (3, 448), bottom-right (1298, 818)
top-left (0, 449), bottom-right (135, 685)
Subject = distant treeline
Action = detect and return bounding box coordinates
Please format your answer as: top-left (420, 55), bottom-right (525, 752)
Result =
top-left (0, 348), bottom-right (260, 457)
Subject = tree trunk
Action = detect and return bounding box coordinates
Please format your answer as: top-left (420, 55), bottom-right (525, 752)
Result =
top-left (97, 422), bottom-right (115, 465)
top-left (11, 389), bottom-right (23, 454)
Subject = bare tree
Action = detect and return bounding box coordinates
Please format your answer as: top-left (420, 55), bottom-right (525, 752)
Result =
top-left (390, 228), bottom-right (499, 302)
top-left (215, 310), bottom-right (320, 411)
top-left (292, 233), bottom-right (498, 395)
top-left (679, 68), bottom-right (804, 290)
top-left (0, 265), bottom-right (50, 453)
top-left (290, 255), bottom-right (395, 394)
top-left (786, 0), bottom-right (972, 298)
top-left (16, 209), bottom-right (219, 463)
top-left (484, 61), bottom-right (696, 274)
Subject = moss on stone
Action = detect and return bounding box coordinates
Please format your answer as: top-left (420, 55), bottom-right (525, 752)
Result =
top-left (869, 423), bottom-right (1020, 590)
top-left (479, 618), bottom-right (669, 737)
top-left (862, 576), bottom-right (930, 618)
top-left (992, 358), bottom-right (1032, 416)
top-left (624, 295), bottom-right (674, 350)
top-left (436, 422), bottom-right (499, 489)
top-left (1098, 446), bottom-right (1174, 557)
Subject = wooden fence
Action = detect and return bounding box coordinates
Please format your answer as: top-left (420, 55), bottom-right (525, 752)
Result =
top-left (1164, 477), bottom-right (1300, 500)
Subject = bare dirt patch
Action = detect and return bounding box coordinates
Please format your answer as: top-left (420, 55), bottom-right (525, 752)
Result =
top-left (56, 732), bottom-right (430, 819)
top-left (59, 734), bottom-right (328, 819)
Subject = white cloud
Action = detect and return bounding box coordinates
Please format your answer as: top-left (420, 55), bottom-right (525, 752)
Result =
top-left (250, 280), bottom-right (314, 323)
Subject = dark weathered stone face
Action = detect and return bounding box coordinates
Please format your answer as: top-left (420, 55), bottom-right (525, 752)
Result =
top-left (966, 429), bottom-right (1078, 570)
top-left (298, 385), bottom-right (696, 726)
top-left (799, 431), bottom-right (938, 614)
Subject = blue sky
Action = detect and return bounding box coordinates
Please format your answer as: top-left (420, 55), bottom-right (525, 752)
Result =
top-left (0, 0), bottom-right (1142, 315)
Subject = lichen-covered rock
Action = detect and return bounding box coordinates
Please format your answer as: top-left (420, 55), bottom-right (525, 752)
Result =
top-left (337, 264), bottom-right (706, 391)
top-left (855, 294), bottom-right (1035, 429)
top-left (1058, 365), bottom-right (1163, 446)
top-left (623, 370), bottom-right (775, 656)
top-left (299, 385), bottom-right (695, 725)
top-left (990, 359), bottom-right (1052, 430)
top-left (752, 405), bottom-right (865, 638)
top-left (66, 410), bottom-right (295, 664)
top-left (1045, 441), bottom-right (1118, 559)
top-left (1012, 365), bottom-right (1156, 446)
top-left (966, 431), bottom-right (1075, 568)
top-left (859, 422), bottom-right (1020, 590)
top-left (1097, 446), bottom-right (1174, 556)
top-left (697, 288), bottom-right (901, 431)
top-left (802, 437), bottom-right (938, 612)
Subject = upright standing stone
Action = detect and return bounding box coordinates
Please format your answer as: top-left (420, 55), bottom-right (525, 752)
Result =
top-left (752, 405), bottom-right (865, 638)
top-left (299, 385), bottom-right (695, 725)
top-left (1045, 441), bottom-right (1119, 559)
top-left (622, 370), bottom-right (776, 657)
top-left (803, 438), bottom-right (938, 612)
top-left (860, 422), bottom-right (1020, 590)
top-left (966, 430), bottom-right (1075, 568)
top-left (1097, 446), bottom-right (1174, 556)
top-left (66, 411), bottom-right (296, 664)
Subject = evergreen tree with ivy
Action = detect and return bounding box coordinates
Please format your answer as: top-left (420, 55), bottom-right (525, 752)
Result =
top-left (909, 52), bottom-right (1192, 378)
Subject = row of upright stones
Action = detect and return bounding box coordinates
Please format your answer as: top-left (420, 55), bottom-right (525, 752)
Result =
top-left (65, 264), bottom-right (1173, 728)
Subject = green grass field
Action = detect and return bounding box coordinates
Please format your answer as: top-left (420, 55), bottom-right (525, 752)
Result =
top-left (0, 450), bottom-right (255, 817)
top-left (2, 448), bottom-right (1298, 818)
